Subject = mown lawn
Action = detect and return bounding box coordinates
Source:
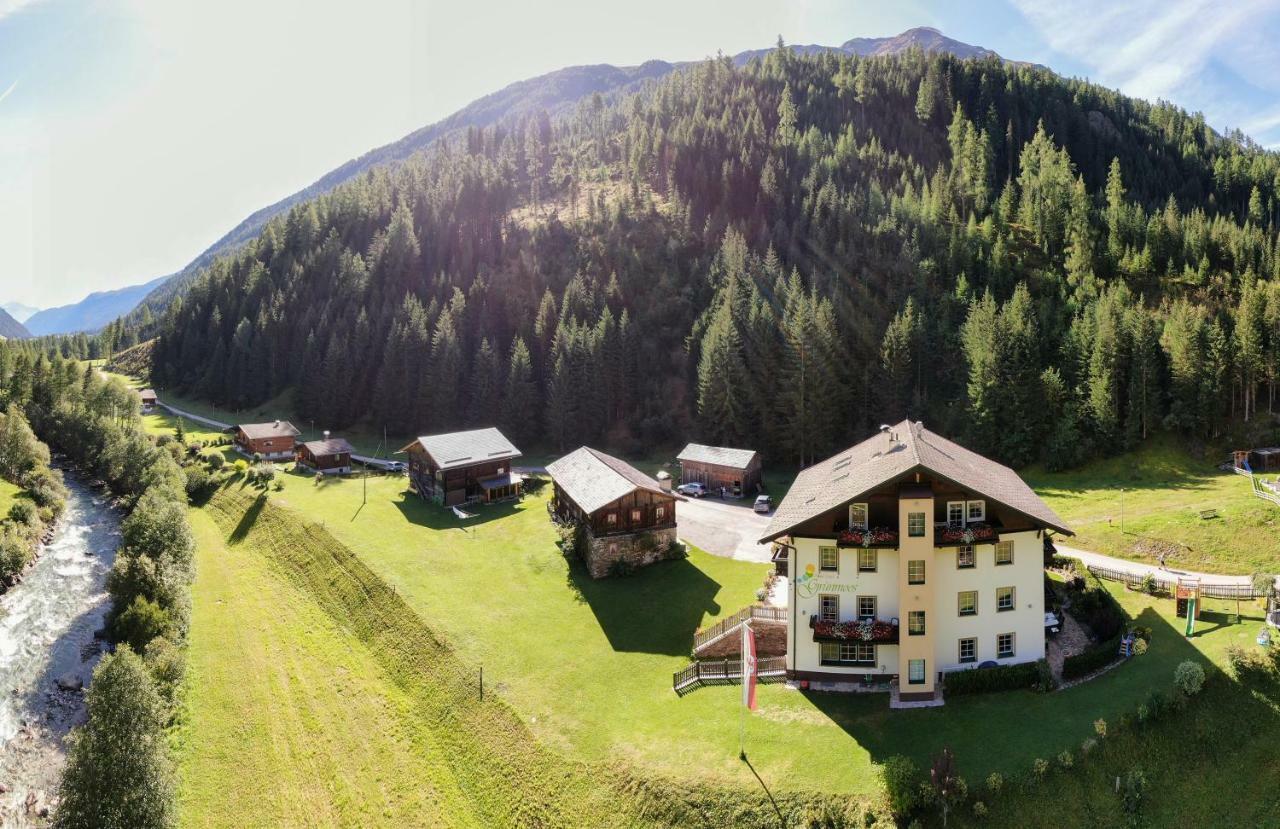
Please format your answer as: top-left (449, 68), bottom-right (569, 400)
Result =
top-left (192, 467), bottom-right (1259, 801)
top-left (141, 411), bottom-right (227, 447)
top-left (1026, 436), bottom-right (1280, 574)
top-left (0, 477), bottom-right (23, 516)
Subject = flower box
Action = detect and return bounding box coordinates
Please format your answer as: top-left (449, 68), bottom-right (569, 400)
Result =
top-left (810, 617), bottom-right (899, 644)
top-left (836, 527), bottom-right (899, 547)
top-left (935, 522), bottom-right (998, 544)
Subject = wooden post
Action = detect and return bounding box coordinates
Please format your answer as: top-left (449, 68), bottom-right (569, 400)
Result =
top-left (479, 665), bottom-right (483, 702)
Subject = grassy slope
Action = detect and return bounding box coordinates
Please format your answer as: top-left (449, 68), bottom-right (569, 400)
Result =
top-left (1027, 437), bottom-right (1280, 574)
top-left (214, 469), bottom-right (1258, 800)
top-left (0, 478), bottom-right (22, 516)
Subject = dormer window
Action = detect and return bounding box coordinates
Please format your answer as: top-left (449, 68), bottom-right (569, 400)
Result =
top-left (848, 503), bottom-right (868, 530)
top-left (967, 500), bottom-right (985, 522)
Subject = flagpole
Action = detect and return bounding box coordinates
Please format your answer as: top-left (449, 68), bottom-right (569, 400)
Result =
top-left (739, 623), bottom-right (746, 760)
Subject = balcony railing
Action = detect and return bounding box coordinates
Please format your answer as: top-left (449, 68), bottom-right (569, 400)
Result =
top-left (809, 615), bottom-right (899, 644)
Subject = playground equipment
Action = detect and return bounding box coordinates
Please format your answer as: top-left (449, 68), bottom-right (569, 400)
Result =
top-left (1176, 578), bottom-right (1202, 637)
top-left (1119, 632), bottom-right (1137, 657)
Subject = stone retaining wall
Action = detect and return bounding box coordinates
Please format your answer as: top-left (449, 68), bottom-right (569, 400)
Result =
top-left (694, 622), bottom-right (787, 658)
top-left (581, 526), bottom-right (679, 579)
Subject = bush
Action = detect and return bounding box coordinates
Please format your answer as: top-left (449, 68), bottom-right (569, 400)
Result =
top-left (972, 801), bottom-right (987, 818)
top-left (7, 498), bottom-right (36, 526)
top-left (1080, 737), bottom-right (1097, 756)
top-left (1139, 573), bottom-right (1159, 595)
top-left (184, 466), bottom-right (211, 500)
top-left (1174, 660), bottom-right (1205, 696)
top-left (111, 595), bottom-right (173, 653)
top-left (1121, 766), bottom-right (1146, 816)
top-left (1226, 645), bottom-right (1276, 686)
top-left (206, 452), bottom-right (225, 471)
top-left (880, 754), bottom-right (920, 817)
top-left (1066, 586), bottom-right (1125, 640)
top-left (1057, 750), bottom-right (1073, 769)
top-left (1094, 718), bottom-right (1107, 738)
top-left (555, 523), bottom-right (577, 558)
top-left (1062, 635), bottom-right (1122, 680)
top-left (1031, 757), bottom-right (1049, 778)
top-left (143, 635), bottom-right (185, 715)
top-left (943, 660), bottom-right (1043, 695)
top-left (985, 772), bottom-right (1002, 794)
top-left (1049, 554), bottom-right (1083, 574)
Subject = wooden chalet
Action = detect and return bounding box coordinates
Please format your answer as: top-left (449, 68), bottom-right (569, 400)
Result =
top-left (398, 427), bottom-right (522, 506)
top-left (677, 443), bottom-right (762, 496)
top-left (547, 446), bottom-right (683, 578)
top-left (234, 420), bottom-right (302, 461)
top-left (296, 434), bottom-right (354, 475)
top-left (138, 389), bottom-right (158, 413)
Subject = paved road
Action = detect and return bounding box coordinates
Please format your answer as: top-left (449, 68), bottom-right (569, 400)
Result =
top-left (1055, 543), bottom-right (1263, 587)
top-left (676, 496), bottom-right (774, 563)
top-left (157, 402), bottom-right (231, 431)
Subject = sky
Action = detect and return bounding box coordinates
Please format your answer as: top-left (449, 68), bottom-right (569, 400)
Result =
top-left (2, 0), bottom-right (1279, 310)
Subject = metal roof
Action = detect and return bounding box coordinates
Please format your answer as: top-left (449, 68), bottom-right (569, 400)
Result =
top-left (300, 437), bottom-right (354, 456)
top-left (399, 427), bottom-right (521, 470)
top-left (759, 419), bottom-right (1072, 542)
top-left (238, 421), bottom-right (301, 440)
top-left (677, 443), bottom-right (759, 469)
top-left (547, 446), bottom-right (676, 515)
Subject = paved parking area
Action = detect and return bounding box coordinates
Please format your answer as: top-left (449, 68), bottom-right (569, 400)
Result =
top-left (676, 496), bottom-right (775, 562)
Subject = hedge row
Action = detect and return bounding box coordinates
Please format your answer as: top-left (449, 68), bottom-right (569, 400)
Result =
top-left (1062, 635), bottom-right (1123, 680)
top-left (944, 660), bottom-right (1045, 695)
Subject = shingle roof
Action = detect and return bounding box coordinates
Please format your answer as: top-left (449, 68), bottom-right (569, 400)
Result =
top-left (238, 421), bottom-right (301, 440)
top-left (677, 443), bottom-right (759, 469)
top-left (398, 427), bottom-right (520, 471)
top-left (301, 437), bottom-right (354, 457)
top-left (138, 389), bottom-right (157, 401)
top-left (547, 446), bottom-right (675, 515)
top-left (760, 419), bottom-right (1072, 542)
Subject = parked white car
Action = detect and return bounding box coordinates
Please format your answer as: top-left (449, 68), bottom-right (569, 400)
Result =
top-left (754, 495), bottom-right (772, 514)
top-left (676, 482), bottom-right (707, 497)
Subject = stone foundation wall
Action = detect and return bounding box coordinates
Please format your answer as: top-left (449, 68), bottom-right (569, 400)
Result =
top-left (581, 526), bottom-right (679, 579)
top-left (694, 622), bottom-right (787, 658)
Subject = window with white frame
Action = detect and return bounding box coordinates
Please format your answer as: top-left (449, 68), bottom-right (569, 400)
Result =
top-left (967, 500), bottom-right (986, 522)
top-left (957, 545), bottom-right (975, 568)
top-left (947, 501), bottom-right (965, 525)
top-left (630, 508), bottom-right (642, 523)
top-left (997, 586), bottom-right (1015, 611)
top-left (907, 559), bottom-right (926, 584)
top-left (907, 659), bottom-right (926, 684)
top-left (606, 512), bottom-right (617, 525)
top-left (819, 546), bottom-right (839, 572)
top-left (908, 611), bottom-right (926, 636)
top-left (848, 503), bottom-right (868, 530)
top-left (958, 590), bottom-right (978, 616)
top-left (907, 512), bottom-right (926, 537)
top-left (655, 505), bottom-right (665, 521)
top-left (995, 540), bottom-right (1014, 565)
top-left (959, 637), bottom-right (977, 663)
top-left (857, 595), bottom-right (877, 620)
top-left (821, 642), bottom-right (875, 665)
top-left (819, 594), bottom-right (839, 622)
top-left (997, 632), bottom-right (1015, 658)
top-left (857, 548), bottom-right (877, 572)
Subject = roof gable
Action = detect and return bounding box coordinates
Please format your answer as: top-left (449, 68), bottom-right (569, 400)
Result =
top-left (400, 427), bottom-right (520, 470)
top-left (238, 421), bottom-right (301, 440)
top-left (547, 446), bottom-right (673, 515)
top-left (760, 420), bottom-right (1071, 541)
top-left (677, 443), bottom-right (759, 469)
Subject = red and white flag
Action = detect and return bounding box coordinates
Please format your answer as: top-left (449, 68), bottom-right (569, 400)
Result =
top-left (741, 623), bottom-right (758, 711)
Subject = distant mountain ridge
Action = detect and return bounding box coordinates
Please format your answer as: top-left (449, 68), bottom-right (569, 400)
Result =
top-left (25, 275), bottom-right (168, 336)
top-left (64, 28), bottom-right (1026, 332)
top-left (2, 302), bottom-right (39, 323)
top-left (0, 307), bottom-right (30, 340)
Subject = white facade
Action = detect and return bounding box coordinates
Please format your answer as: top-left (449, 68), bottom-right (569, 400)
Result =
top-left (787, 530), bottom-right (1045, 684)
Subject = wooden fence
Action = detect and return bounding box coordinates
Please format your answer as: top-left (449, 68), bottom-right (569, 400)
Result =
top-left (672, 656), bottom-right (788, 696)
top-left (1086, 564), bottom-right (1264, 600)
top-left (691, 604), bottom-right (787, 653)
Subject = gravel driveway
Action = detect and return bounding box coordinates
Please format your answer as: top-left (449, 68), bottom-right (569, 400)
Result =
top-left (677, 496), bottom-right (774, 562)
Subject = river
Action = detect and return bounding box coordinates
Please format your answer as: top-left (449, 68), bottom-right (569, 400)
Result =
top-left (0, 472), bottom-right (119, 826)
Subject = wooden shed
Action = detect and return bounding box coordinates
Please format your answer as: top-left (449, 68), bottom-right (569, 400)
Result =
top-left (677, 443), bottom-right (762, 497)
top-left (296, 434), bottom-right (354, 475)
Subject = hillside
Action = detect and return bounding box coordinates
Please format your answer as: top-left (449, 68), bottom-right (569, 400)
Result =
top-left (0, 307), bottom-right (30, 340)
top-left (146, 44), bottom-right (1280, 471)
top-left (26, 275), bottom-right (166, 335)
top-left (112, 28), bottom-right (1020, 329)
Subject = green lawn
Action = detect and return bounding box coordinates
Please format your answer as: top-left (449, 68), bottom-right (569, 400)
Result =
top-left (0, 477), bottom-right (23, 516)
top-left (141, 411), bottom-right (228, 447)
top-left (187, 466), bottom-right (1264, 805)
top-left (1026, 437), bottom-right (1280, 574)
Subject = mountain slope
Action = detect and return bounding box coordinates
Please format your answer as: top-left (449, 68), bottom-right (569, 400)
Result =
top-left (1, 302), bottom-right (39, 323)
top-left (26, 275), bottom-right (167, 335)
top-left (127, 28), bottom-right (1021, 321)
top-left (0, 307), bottom-right (30, 340)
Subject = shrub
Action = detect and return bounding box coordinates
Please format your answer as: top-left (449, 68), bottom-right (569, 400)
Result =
top-left (943, 661), bottom-right (1042, 695)
top-left (555, 523), bottom-right (577, 558)
top-left (1226, 645), bottom-right (1275, 686)
top-left (1139, 573), bottom-right (1159, 595)
top-left (1121, 766), bottom-right (1146, 816)
top-left (184, 466), bottom-right (210, 500)
top-left (972, 801), bottom-right (987, 819)
top-left (1034, 658), bottom-right (1056, 692)
top-left (111, 595), bottom-right (173, 653)
top-left (1031, 757), bottom-right (1049, 778)
top-left (1132, 637), bottom-right (1148, 655)
top-left (1062, 636), bottom-right (1122, 680)
top-left (1066, 586), bottom-right (1125, 640)
top-left (1057, 750), bottom-right (1073, 769)
top-left (206, 452), bottom-right (224, 471)
top-left (7, 498), bottom-right (36, 526)
top-left (985, 772), bottom-right (1002, 794)
top-left (143, 635), bottom-right (185, 715)
top-left (1094, 718), bottom-right (1107, 738)
top-left (879, 754), bottom-right (920, 817)
top-left (56, 647), bottom-right (176, 829)
top-left (233, 459), bottom-right (249, 473)
top-left (609, 558), bottom-right (637, 578)
top-left (1080, 737), bottom-right (1097, 756)
top-left (1174, 660), bottom-right (1205, 696)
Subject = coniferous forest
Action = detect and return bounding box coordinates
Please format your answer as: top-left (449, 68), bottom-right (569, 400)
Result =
top-left (129, 46), bottom-right (1280, 469)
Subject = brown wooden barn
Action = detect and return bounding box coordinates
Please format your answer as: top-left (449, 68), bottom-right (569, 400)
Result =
top-left (138, 389), bottom-right (158, 413)
top-left (398, 427), bottom-right (522, 506)
top-left (234, 420), bottom-right (301, 460)
top-left (296, 434), bottom-right (354, 475)
top-left (677, 443), bottom-right (762, 496)
top-left (547, 446), bottom-right (683, 578)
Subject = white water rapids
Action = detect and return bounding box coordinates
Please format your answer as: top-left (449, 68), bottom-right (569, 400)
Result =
top-left (0, 472), bottom-right (119, 826)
